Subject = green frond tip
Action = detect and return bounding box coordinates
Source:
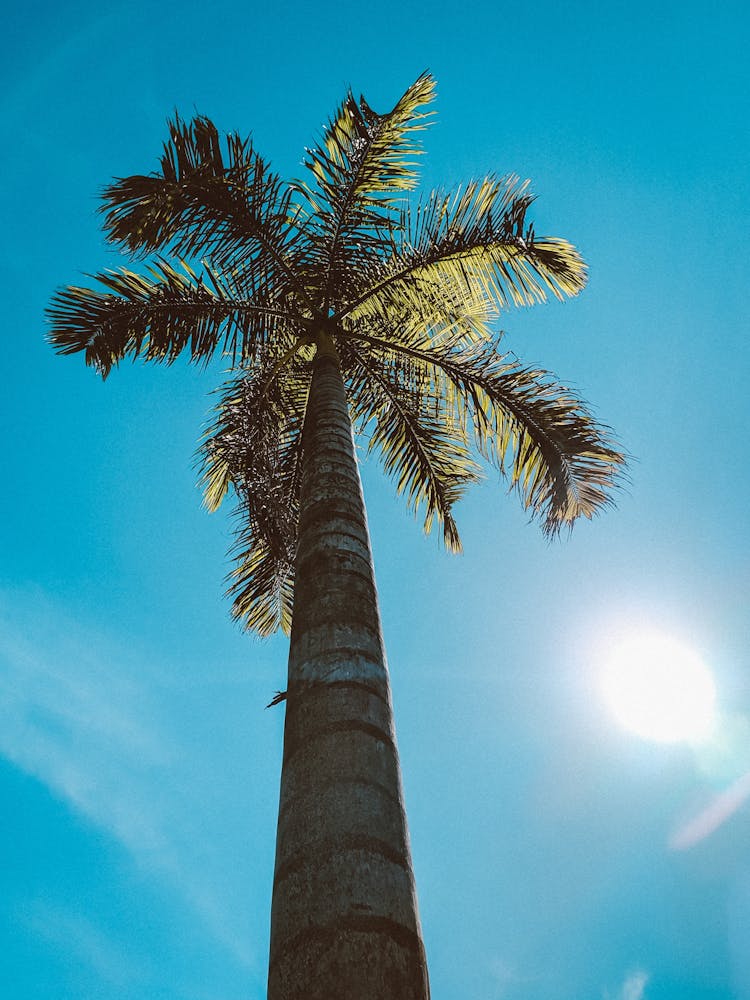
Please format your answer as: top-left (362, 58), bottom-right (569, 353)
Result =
top-left (100, 114), bottom-right (263, 255)
top-left (344, 338), bottom-right (481, 555)
top-left (201, 452), bottom-right (231, 512)
top-left (228, 541), bottom-right (294, 637)
top-left (198, 365), bottom-right (307, 636)
top-left (47, 258), bottom-right (297, 379)
top-left (340, 178), bottom-right (588, 329)
top-left (306, 70), bottom-right (436, 196)
top-left (339, 331), bottom-right (624, 546)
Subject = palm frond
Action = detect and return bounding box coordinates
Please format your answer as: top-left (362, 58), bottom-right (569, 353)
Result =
top-left (227, 536), bottom-right (296, 637)
top-left (47, 259), bottom-right (301, 377)
top-left (461, 353), bottom-right (622, 533)
top-left (340, 177), bottom-right (586, 328)
top-left (200, 361), bottom-right (309, 635)
top-left (303, 71), bottom-right (435, 214)
top-left (100, 115), bottom-right (310, 304)
top-left (342, 340), bottom-right (480, 551)
top-left (343, 327), bottom-right (624, 534)
top-left (49, 75), bottom-right (625, 636)
top-left (298, 72), bottom-right (436, 309)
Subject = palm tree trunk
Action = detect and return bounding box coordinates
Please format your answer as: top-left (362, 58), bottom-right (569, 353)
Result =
top-left (267, 342), bottom-right (430, 1000)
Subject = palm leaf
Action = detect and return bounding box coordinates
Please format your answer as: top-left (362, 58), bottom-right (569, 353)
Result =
top-left (340, 177), bottom-right (586, 329)
top-left (342, 339), bottom-right (479, 551)
top-left (343, 327), bottom-right (624, 534)
top-left (100, 115), bottom-right (311, 306)
top-left (299, 72), bottom-right (436, 309)
top-left (47, 259), bottom-right (301, 377)
top-left (302, 71), bottom-right (435, 215)
top-left (200, 360), bottom-right (309, 635)
top-left (226, 536), bottom-right (296, 637)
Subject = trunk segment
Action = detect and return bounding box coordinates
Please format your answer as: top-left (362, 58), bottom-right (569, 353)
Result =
top-left (267, 349), bottom-right (430, 1000)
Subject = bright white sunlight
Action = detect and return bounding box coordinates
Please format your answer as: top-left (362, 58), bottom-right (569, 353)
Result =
top-left (600, 632), bottom-right (717, 744)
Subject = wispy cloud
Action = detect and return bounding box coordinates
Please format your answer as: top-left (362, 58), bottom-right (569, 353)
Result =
top-left (605, 969), bottom-right (649, 1000)
top-left (488, 956), bottom-right (528, 997)
top-left (21, 899), bottom-right (146, 987)
top-left (0, 590), bottom-right (171, 847)
top-left (0, 586), bottom-right (270, 969)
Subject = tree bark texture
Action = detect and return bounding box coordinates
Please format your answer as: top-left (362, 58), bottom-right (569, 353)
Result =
top-left (267, 349), bottom-right (430, 1000)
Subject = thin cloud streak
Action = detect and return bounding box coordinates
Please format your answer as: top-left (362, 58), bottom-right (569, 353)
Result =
top-left (605, 969), bottom-right (649, 1000)
top-left (0, 587), bottom-right (261, 968)
top-left (21, 900), bottom-right (146, 987)
top-left (488, 955), bottom-right (526, 997)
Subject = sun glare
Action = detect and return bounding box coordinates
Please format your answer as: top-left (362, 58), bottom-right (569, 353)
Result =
top-left (600, 632), bottom-right (717, 744)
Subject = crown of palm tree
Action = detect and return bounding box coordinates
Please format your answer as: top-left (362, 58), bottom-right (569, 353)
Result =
top-left (48, 73), bottom-right (624, 636)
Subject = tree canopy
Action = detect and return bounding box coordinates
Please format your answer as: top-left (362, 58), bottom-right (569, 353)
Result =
top-left (48, 73), bottom-right (625, 636)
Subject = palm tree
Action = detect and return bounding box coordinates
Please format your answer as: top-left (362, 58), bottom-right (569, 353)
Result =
top-left (48, 73), bottom-right (624, 1000)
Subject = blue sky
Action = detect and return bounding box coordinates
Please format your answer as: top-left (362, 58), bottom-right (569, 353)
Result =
top-left (2, 1), bottom-right (749, 998)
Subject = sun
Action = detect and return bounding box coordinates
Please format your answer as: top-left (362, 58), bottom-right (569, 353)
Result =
top-left (600, 632), bottom-right (717, 743)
